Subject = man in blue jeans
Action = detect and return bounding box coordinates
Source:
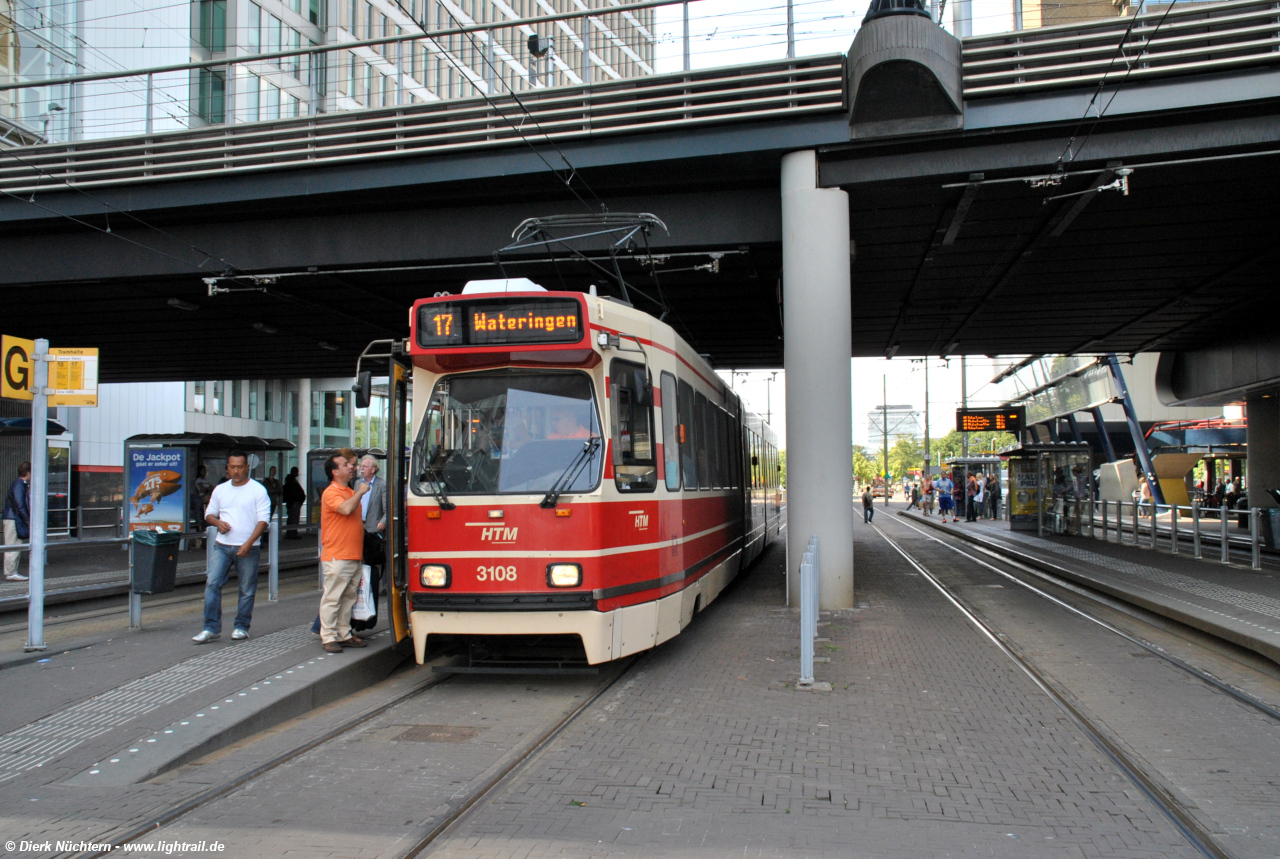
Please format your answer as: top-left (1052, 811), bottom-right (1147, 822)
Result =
top-left (194, 449), bottom-right (270, 644)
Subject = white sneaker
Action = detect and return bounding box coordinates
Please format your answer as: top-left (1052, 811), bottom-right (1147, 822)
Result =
top-left (192, 630), bottom-right (220, 644)
top-left (5, 573), bottom-right (28, 581)
top-left (231, 628), bottom-right (249, 641)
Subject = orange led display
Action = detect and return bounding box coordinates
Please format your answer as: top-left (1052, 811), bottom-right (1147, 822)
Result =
top-left (955, 407), bottom-right (1026, 433)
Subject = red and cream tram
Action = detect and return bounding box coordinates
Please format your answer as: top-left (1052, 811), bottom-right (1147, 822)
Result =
top-left (381, 280), bottom-right (782, 666)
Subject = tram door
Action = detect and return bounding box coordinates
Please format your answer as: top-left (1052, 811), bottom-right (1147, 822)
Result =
top-left (385, 357), bottom-right (412, 647)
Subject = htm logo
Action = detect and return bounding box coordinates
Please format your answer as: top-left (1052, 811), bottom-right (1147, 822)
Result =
top-left (481, 526), bottom-right (518, 542)
top-left (634, 514), bottom-right (649, 529)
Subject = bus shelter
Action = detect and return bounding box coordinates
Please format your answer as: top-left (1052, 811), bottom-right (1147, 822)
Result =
top-left (123, 433), bottom-right (294, 533)
top-left (1001, 442), bottom-right (1093, 535)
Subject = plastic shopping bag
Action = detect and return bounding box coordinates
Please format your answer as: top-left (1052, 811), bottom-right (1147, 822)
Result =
top-left (352, 565), bottom-right (375, 622)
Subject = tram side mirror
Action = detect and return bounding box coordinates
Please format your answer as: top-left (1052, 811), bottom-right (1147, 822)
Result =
top-left (353, 371), bottom-right (372, 410)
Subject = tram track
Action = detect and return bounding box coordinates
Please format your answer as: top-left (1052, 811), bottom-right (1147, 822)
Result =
top-left (70, 651), bottom-right (641, 859)
top-left (872, 517), bottom-right (1258, 859)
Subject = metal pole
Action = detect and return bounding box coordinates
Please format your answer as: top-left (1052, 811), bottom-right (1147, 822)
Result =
top-left (1107, 354), bottom-right (1165, 506)
top-left (923, 359), bottom-right (930, 477)
top-left (1101, 499), bottom-right (1108, 542)
top-left (882, 376), bottom-right (889, 506)
top-left (1091, 406), bottom-right (1117, 463)
top-left (128, 536), bottom-right (142, 629)
top-left (786, 0), bottom-right (795, 59)
top-left (799, 554), bottom-right (814, 685)
top-left (961, 357), bottom-right (968, 458)
top-left (207, 524), bottom-right (217, 573)
top-left (1130, 499), bottom-right (1138, 546)
top-left (1192, 500), bottom-right (1201, 558)
top-left (1251, 508), bottom-right (1261, 571)
top-left (1013, 0), bottom-right (1024, 29)
top-left (682, 2), bottom-right (690, 71)
top-left (1170, 505), bottom-right (1179, 554)
top-left (74, 505), bottom-right (82, 540)
top-left (145, 73), bottom-right (154, 135)
top-left (24, 339), bottom-right (49, 652)
top-left (268, 515), bottom-right (280, 602)
top-left (1220, 504), bottom-right (1229, 564)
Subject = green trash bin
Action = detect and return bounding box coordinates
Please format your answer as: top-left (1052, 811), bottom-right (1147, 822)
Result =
top-left (131, 530), bottom-right (181, 594)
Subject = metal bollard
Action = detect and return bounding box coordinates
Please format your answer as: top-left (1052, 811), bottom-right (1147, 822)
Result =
top-left (1151, 504), bottom-right (1159, 550)
top-left (1170, 506), bottom-right (1179, 555)
top-left (799, 555), bottom-right (815, 686)
top-left (1131, 500), bottom-right (1139, 546)
top-left (1220, 505), bottom-right (1230, 564)
top-left (1101, 499), bottom-right (1108, 542)
top-left (268, 517), bottom-right (280, 602)
top-left (74, 505), bottom-right (83, 541)
top-left (1251, 508), bottom-right (1261, 571)
top-left (128, 535), bottom-right (142, 630)
top-left (1192, 500), bottom-right (1201, 559)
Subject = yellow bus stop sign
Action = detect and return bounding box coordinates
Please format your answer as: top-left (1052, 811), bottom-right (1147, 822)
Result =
top-left (2, 335), bottom-right (35, 401)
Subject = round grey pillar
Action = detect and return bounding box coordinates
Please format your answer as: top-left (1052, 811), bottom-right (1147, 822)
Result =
top-left (781, 150), bottom-right (855, 609)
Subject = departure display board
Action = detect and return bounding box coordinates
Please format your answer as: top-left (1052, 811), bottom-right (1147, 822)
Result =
top-left (417, 298), bottom-right (583, 348)
top-left (956, 407), bottom-right (1026, 433)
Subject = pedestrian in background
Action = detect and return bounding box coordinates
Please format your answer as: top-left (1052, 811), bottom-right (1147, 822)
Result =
top-left (986, 474), bottom-right (1002, 520)
top-left (318, 453), bottom-right (370, 653)
top-left (921, 474), bottom-right (935, 516)
top-left (965, 472), bottom-right (979, 522)
top-left (861, 486), bottom-right (875, 523)
top-left (194, 449), bottom-right (270, 643)
top-left (2, 461), bottom-right (31, 582)
top-left (936, 474), bottom-right (955, 522)
top-left (283, 466), bottom-right (306, 539)
top-left (263, 465), bottom-right (282, 519)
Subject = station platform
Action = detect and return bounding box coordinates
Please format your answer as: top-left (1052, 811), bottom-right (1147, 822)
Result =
top-left (0, 541), bottom-right (320, 611)
top-left (898, 506), bottom-right (1280, 667)
top-left (6, 517), bottom-right (1267, 858)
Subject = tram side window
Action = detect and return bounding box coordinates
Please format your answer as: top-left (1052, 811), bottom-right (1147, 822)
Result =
top-left (609, 360), bottom-right (656, 492)
top-left (661, 372), bottom-right (680, 491)
top-left (678, 379), bottom-right (699, 490)
top-left (696, 394), bottom-right (711, 490)
top-left (714, 408), bottom-right (727, 489)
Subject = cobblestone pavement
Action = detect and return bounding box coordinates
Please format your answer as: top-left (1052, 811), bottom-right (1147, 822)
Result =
top-left (426, 530), bottom-right (1202, 859)
top-left (881, 514), bottom-right (1280, 859)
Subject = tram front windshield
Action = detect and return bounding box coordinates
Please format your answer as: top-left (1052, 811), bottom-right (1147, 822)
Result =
top-left (413, 370), bottom-right (603, 496)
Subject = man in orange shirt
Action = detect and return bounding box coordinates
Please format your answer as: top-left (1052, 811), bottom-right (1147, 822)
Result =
top-left (319, 453), bottom-right (370, 653)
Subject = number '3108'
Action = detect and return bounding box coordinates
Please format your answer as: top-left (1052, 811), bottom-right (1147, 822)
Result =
top-left (476, 565), bottom-right (517, 582)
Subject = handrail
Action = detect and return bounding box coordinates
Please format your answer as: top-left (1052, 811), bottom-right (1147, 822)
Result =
top-left (961, 0), bottom-right (1280, 98)
top-left (0, 56), bottom-right (845, 195)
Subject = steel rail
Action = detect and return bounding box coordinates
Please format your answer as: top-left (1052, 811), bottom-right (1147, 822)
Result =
top-left (68, 651), bottom-right (640, 859)
top-left (889, 514), bottom-right (1280, 722)
top-left (873, 521), bottom-right (1234, 859)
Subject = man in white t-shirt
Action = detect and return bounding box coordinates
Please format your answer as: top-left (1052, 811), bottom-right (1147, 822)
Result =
top-left (193, 449), bottom-right (271, 644)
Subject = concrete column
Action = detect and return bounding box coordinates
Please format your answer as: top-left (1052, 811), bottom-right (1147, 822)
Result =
top-left (297, 377), bottom-right (312, 475)
top-left (1246, 392), bottom-right (1280, 508)
top-left (781, 150), bottom-right (854, 609)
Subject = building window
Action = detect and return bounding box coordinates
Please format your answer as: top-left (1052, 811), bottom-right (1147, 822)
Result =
top-left (212, 381), bottom-right (225, 415)
top-left (193, 381), bottom-right (206, 412)
top-left (264, 384), bottom-right (275, 422)
top-left (310, 0), bottom-right (325, 27)
top-left (243, 72), bottom-right (260, 121)
top-left (197, 0), bottom-right (227, 52)
top-left (267, 14), bottom-right (281, 64)
top-left (265, 83), bottom-right (281, 119)
top-left (196, 68), bottom-right (226, 124)
top-left (249, 382), bottom-right (259, 420)
top-left (248, 3), bottom-right (261, 53)
top-left (287, 92), bottom-right (299, 117)
top-left (288, 29), bottom-right (301, 79)
top-left (231, 380), bottom-right (242, 417)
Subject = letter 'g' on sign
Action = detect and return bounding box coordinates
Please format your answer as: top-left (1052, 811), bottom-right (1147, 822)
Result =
top-left (1, 335), bottom-right (35, 401)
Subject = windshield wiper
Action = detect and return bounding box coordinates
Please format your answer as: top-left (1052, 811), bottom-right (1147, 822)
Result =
top-left (421, 466), bottom-right (457, 511)
top-left (540, 437), bottom-right (601, 509)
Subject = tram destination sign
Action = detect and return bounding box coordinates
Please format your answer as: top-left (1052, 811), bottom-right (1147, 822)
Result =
top-left (956, 407), bottom-right (1026, 433)
top-left (417, 297), bottom-right (583, 348)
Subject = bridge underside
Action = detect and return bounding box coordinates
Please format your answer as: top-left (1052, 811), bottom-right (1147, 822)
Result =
top-left (0, 95), bottom-right (1276, 381)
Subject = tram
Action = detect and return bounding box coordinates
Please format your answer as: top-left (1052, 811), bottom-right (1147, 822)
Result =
top-left (372, 279), bottom-right (782, 667)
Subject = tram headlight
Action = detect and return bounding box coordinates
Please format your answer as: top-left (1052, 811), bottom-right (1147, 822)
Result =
top-left (419, 564), bottom-right (451, 588)
top-left (546, 563), bottom-right (582, 588)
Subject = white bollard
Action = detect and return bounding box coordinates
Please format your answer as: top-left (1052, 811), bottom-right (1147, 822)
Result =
top-left (268, 517), bottom-right (280, 602)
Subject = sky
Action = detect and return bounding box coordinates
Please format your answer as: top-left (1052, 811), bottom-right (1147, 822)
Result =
top-left (721, 356), bottom-right (1012, 452)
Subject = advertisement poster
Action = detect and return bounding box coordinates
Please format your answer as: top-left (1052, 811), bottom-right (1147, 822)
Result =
top-left (1009, 459), bottom-right (1041, 528)
top-left (127, 447), bottom-right (187, 533)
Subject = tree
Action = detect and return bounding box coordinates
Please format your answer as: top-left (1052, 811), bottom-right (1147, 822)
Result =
top-left (852, 446), bottom-right (877, 485)
top-left (888, 437), bottom-right (925, 482)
